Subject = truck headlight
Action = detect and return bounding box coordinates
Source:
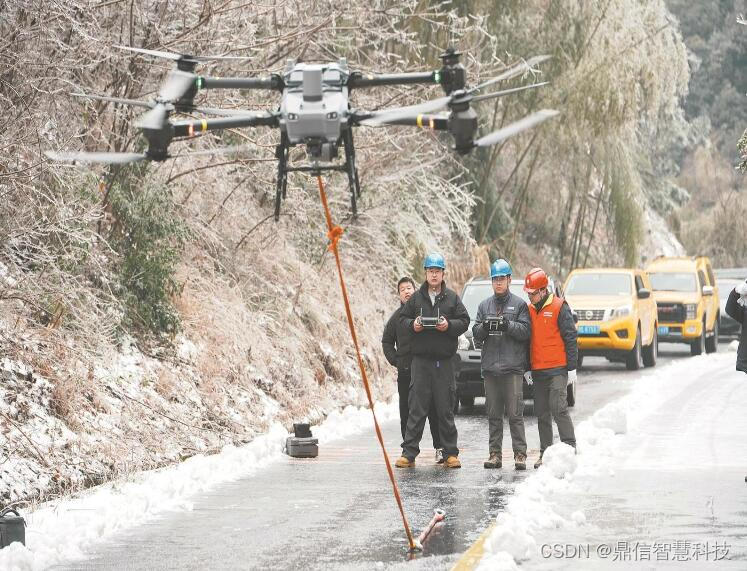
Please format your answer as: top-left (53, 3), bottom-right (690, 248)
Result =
top-left (685, 304), bottom-right (697, 320)
top-left (458, 334), bottom-right (470, 351)
top-left (609, 305), bottom-right (632, 319)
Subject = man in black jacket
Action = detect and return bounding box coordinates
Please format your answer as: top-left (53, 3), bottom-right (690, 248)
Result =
top-left (725, 279), bottom-right (747, 374)
top-left (395, 253), bottom-right (470, 469)
top-left (382, 277), bottom-right (443, 462)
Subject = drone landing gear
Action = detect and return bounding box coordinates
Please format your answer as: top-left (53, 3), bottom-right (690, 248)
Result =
top-left (342, 129), bottom-right (361, 218)
top-left (274, 134), bottom-right (289, 221)
top-left (273, 133), bottom-right (361, 221)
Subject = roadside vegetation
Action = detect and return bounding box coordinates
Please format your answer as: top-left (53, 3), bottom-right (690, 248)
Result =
top-left (0, 0), bottom-right (736, 505)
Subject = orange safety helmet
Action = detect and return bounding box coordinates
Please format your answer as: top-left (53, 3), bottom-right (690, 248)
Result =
top-left (524, 267), bottom-right (549, 292)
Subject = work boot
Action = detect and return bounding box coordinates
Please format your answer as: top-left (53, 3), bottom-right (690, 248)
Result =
top-left (395, 456), bottom-right (415, 468)
top-left (444, 455), bottom-right (461, 469)
top-left (514, 452), bottom-right (527, 471)
top-left (534, 451), bottom-right (544, 469)
top-left (435, 448), bottom-right (445, 464)
top-left (483, 452), bottom-right (501, 469)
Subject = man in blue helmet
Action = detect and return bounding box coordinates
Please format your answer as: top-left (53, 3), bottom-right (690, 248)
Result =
top-left (395, 253), bottom-right (470, 469)
top-left (472, 259), bottom-right (531, 470)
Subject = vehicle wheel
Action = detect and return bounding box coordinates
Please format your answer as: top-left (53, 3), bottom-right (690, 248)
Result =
top-left (690, 323), bottom-right (705, 356)
top-left (642, 325), bottom-right (658, 367)
top-left (577, 354), bottom-right (584, 370)
top-left (459, 396), bottom-right (475, 408)
top-left (625, 326), bottom-right (643, 370)
top-left (566, 379), bottom-right (576, 407)
top-left (705, 318), bottom-right (718, 354)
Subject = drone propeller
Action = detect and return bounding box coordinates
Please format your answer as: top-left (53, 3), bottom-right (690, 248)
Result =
top-left (114, 45), bottom-right (252, 63)
top-left (132, 69), bottom-right (196, 130)
top-left (136, 105), bottom-right (170, 130)
top-left (473, 109), bottom-right (559, 148)
top-left (470, 82), bottom-right (549, 104)
top-left (44, 144), bottom-right (257, 165)
top-left (360, 56), bottom-right (552, 127)
top-left (44, 151), bottom-right (148, 165)
top-left (72, 92), bottom-right (153, 109)
top-left (72, 92), bottom-right (250, 119)
top-left (157, 70), bottom-right (197, 102)
top-left (467, 55), bottom-right (551, 95)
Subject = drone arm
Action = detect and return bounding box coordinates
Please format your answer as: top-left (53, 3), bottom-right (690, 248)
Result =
top-left (348, 71), bottom-right (439, 89)
top-left (199, 74), bottom-right (284, 91)
top-left (350, 110), bottom-right (448, 130)
top-left (368, 114), bottom-right (449, 130)
top-left (172, 113), bottom-right (278, 136)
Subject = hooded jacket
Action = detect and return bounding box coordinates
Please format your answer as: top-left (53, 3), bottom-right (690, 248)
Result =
top-left (399, 281), bottom-right (470, 360)
top-left (382, 304), bottom-right (413, 373)
top-left (725, 288), bottom-right (747, 374)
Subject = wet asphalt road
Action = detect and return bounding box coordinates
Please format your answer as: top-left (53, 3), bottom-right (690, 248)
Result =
top-left (57, 343), bottom-right (708, 570)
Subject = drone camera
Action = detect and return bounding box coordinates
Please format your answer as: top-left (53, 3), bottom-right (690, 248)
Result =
top-left (307, 140), bottom-right (338, 162)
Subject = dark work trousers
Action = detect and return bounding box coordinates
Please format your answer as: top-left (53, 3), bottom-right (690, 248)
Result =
top-left (484, 372), bottom-right (527, 455)
top-left (402, 356), bottom-right (459, 460)
top-left (397, 370), bottom-right (441, 448)
top-left (533, 373), bottom-right (576, 451)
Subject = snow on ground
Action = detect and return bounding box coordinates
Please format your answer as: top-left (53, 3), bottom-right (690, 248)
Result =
top-left (478, 351), bottom-right (746, 570)
top-left (0, 400), bottom-right (397, 571)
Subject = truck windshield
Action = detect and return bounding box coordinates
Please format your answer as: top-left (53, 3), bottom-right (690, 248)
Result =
top-left (461, 282), bottom-right (530, 321)
top-left (649, 272), bottom-right (697, 292)
top-left (460, 283), bottom-right (493, 321)
top-left (566, 273), bottom-right (632, 296)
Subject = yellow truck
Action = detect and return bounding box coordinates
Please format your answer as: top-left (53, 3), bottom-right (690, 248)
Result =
top-left (564, 268), bottom-right (658, 370)
top-left (644, 256), bottom-right (720, 355)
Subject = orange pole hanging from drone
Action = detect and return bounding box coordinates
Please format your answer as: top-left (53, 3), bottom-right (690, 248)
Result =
top-left (315, 175), bottom-right (417, 552)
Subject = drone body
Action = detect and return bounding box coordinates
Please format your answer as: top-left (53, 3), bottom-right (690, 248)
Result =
top-left (48, 47), bottom-right (558, 220)
top-left (279, 61), bottom-right (350, 160)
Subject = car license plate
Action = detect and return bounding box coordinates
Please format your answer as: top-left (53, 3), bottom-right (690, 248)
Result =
top-left (579, 325), bottom-right (600, 334)
top-left (658, 325), bottom-right (669, 335)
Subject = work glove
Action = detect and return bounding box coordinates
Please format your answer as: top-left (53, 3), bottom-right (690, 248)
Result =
top-left (736, 280), bottom-right (747, 296)
top-left (567, 369), bottom-right (577, 386)
top-left (523, 371), bottom-right (533, 386)
top-left (495, 315), bottom-right (509, 332)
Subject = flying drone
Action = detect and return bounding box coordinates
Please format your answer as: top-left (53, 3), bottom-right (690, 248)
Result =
top-left (47, 46), bottom-right (558, 220)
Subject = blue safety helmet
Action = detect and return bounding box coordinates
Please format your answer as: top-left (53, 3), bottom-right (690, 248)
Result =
top-left (423, 252), bottom-right (446, 270)
top-left (490, 259), bottom-right (512, 278)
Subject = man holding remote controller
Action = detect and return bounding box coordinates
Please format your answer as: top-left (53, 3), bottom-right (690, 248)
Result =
top-left (395, 253), bottom-right (470, 469)
top-left (472, 259), bottom-right (531, 470)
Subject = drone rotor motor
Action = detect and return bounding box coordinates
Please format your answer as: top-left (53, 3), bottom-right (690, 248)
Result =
top-left (438, 48), bottom-right (466, 95)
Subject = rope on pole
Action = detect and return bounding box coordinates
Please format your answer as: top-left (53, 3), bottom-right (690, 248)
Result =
top-left (315, 175), bottom-right (416, 551)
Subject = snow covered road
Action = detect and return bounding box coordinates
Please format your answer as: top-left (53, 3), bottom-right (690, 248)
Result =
top-left (1, 345), bottom-right (742, 570)
top-left (478, 348), bottom-right (747, 569)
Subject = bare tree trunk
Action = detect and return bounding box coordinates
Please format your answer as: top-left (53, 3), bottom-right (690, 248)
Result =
top-left (583, 181), bottom-right (606, 267)
top-left (478, 131), bottom-right (538, 244)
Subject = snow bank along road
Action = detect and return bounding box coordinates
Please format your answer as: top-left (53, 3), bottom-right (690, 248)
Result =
top-left (475, 346), bottom-right (746, 570)
top-left (0, 345), bottom-right (740, 570)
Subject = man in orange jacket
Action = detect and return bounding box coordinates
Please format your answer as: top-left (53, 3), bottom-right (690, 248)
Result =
top-left (523, 267), bottom-right (577, 469)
